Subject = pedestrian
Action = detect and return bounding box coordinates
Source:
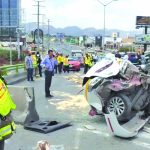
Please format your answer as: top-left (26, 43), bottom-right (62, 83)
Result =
top-left (25, 51), bottom-right (34, 81)
top-left (32, 52), bottom-right (38, 77)
top-left (36, 51), bottom-right (42, 77)
top-left (84, 53), bottom-right (90, 74)
top-left (57, 53), bottom-right (63, 74)
top-left (136, 52), bottom-right (142, 65)
top-left (63, 55), bottom-right (69, 73)
top-left (0, 74), bottom-right (16, 150)
top-left (88, 54), bottom-right (94, 69)
top-left (41, 50), bottom-right (57, 98)
top-left (57, 53), bottom-right (61, 74)
top-left (54, 53), bottom-right (58, 74)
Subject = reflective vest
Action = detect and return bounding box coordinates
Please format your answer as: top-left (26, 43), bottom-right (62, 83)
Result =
top-left (0, 120), bottom-right (16, 141)
top-left (84, 56), bottom-right (89, 65)
top-left (88, 55), bottom-right (94, 67)
top-left (0, 79), bottom-right (16, 141)
top-left (57, 56), bottom-right (62, 64)
top-left (61, 56), bottom-right (64, 63)
top-left (63, 58), bottom-right (69, 66)
top-left (0, 79), bottom-right (16, 117)
top-left (32, 55), bottom-right (37, 67)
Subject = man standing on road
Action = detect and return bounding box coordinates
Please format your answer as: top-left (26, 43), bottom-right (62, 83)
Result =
top-left (41, 50), bottom-right (56, 98)
top-left (25, 51), bottom-right (34, 81)
top-left (36, 51), bottom-right (42, 77)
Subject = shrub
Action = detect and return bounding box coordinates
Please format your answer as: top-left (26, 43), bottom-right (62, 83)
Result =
top-left (0, 49), bottom-right (25, 65)
top-left (119, 46), bottom-right (135, 52)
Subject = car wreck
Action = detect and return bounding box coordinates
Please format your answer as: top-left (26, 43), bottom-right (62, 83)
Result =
top-left (83, 53), bottom-right (150, 138)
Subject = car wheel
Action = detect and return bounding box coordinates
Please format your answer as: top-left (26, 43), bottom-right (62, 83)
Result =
top-left (106, 93), bottom-right (132, 122)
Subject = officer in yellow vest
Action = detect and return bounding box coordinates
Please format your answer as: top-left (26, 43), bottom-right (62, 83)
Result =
top-left (0, 76), bottom-right (16, 150)
top-left (63, 55), bottom-right (69, 73)
top-left (31, 53), bottom-right (38, 77)
top-left (88, 54), bottom-right (94, 68)
top-left (84, 53), bottom-right (90, 74)
top-left (57, 53), bottom-right (63, 74)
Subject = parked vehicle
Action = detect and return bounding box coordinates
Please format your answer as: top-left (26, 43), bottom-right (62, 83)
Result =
top-left (83, 53), bottom-right (150, 122)
top-left (68, 57), bottom-right (81, 71)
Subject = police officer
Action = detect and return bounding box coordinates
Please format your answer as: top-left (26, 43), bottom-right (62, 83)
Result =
top-left (0, 75), bottom-right (16, 150)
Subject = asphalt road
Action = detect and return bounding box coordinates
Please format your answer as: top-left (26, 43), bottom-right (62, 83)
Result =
top-left (5, 70), bottom-right (150, 150)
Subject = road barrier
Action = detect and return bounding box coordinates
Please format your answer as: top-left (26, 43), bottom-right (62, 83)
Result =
top-left (0, 64), bottom-right (38, 84)
top-left (8, 85), bottom-right (39, 125)
top-left (0, 64), bottom-right (26, 76)
top-left (8, 85), bottom-right (72, 133)
top-left (0, 64), bottom-right (37, 76)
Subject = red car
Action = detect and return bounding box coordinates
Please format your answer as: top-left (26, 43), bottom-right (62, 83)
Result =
top-left (68, 57), bottom-right (81, 71)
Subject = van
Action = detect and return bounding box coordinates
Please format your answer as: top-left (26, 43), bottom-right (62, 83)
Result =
top-left (71, 50), bottom-right (84, 66)
top-left (71, 50), bottom-right (83, 57)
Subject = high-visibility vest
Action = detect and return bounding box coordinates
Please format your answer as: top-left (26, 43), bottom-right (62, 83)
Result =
top-left (57, 56), bottom-right (62, 64)
top-left (0, 79), bottom-right (16, 141)
top-left (0, 120), bottom-right (16, 141)
top-left (61, 56), bottom-right (64, 63)
top-left (32, 55), bottom-right (37, 67)
top-left (88, 55), bottom-right (94, 67)
top-left (84, 56), bottom-right (89, 65)
top-left (0, 79), bottom-right (16, 117)
top-left (63, 58), bottom-right (69, 66)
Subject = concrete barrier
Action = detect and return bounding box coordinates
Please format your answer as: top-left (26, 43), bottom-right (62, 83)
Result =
top-left (8, 86), bottom-right (72, 133)
top-left (5, 72), bottom-right (27, 85)
top-left (8, 86), bottom-right (39, 125)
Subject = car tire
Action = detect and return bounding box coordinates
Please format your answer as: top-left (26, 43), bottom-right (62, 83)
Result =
top-left (105, 93), bottom-right (132, 122)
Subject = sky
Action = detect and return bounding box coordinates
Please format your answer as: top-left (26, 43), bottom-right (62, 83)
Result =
top-left (21, 0), bottom-right (150, 31)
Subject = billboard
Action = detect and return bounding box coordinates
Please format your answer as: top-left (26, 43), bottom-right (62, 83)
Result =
top-left (136, 16), bottom-right (150, 25)
top-left (135, 34), bottom-right (150, 44)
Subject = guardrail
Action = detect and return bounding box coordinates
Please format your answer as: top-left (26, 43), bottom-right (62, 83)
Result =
top-left (0, 64), bottom-right (37, 76)
top-left (0, 64), bottom-right (25, 75)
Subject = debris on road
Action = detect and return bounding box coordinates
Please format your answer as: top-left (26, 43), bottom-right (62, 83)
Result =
top-left (65, 74), bottom-right (83, 85)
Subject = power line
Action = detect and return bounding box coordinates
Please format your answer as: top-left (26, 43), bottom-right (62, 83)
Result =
top-left (33, 0), bottom-right (44, 51)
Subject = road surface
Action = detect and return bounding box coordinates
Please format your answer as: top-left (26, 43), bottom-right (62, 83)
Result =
top-left (5, 70), bottom-right (150, 150)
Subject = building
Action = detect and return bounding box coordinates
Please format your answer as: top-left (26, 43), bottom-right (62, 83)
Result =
top-left (0, 0), bottom-right (20, 41)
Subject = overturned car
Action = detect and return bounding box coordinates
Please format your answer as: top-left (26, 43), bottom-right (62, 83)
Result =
top-left (83, 54), bottom-right (150, 138)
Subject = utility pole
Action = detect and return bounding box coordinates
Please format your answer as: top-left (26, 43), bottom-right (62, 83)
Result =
top-left (33, 1), bottom-right (44, 51)
top-left (48, 19), bottom-right (50, 49)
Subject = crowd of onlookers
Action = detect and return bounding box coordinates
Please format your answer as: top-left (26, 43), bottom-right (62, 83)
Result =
top-left (115, 51), bottom-right (146, 65)
top-left (24, 48), bottom-right (147, 81)
top-left (25, 50), bottom-right (73, 80)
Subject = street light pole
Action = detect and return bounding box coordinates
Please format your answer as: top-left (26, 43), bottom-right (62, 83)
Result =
top-left (104, 5), bottom-right (106, 48)
top-left (97, 0), bottom-right (118, 49)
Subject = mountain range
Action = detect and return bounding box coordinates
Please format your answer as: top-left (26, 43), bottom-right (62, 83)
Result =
top-left (23, 22), bottom-right (142, 37)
